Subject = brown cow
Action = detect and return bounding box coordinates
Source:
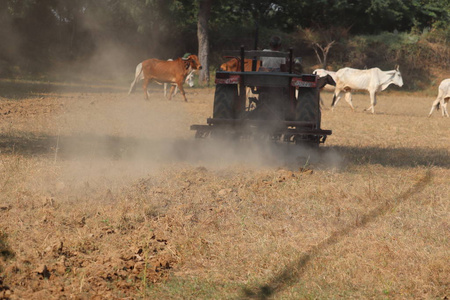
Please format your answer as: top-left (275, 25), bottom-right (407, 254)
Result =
top-left (220, 58), bottom-right (261, 72)
top-left (128, 54), bottom-right (202, 102)
top-left (219, 58), bottom-right (262, 100)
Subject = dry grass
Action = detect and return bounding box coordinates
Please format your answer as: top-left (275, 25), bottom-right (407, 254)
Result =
top-left (0, 79), bottom-right (448, 299)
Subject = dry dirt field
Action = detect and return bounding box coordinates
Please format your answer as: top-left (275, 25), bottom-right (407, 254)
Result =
top-left (0, 79), bottom-right (448, 299)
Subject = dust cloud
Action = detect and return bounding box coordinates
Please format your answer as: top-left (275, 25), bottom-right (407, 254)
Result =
top-left (37, 7), bottom-right (193, 189)
top-left (56, 90), bottom-right (344, 191)
top-left (170, 138), bottom-right (344, 170)
top-left (1, 6), bottom-right (343, 189)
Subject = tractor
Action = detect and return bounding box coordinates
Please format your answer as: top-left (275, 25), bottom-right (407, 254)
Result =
top-left (190, 46), bottom-right (332, 147)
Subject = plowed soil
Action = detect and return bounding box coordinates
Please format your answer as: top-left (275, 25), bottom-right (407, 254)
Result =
top-left (0, 80), bottom-right (448, 299)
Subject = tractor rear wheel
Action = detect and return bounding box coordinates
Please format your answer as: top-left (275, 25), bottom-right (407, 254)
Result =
top-left (213, 84), bottom-right (238, 119)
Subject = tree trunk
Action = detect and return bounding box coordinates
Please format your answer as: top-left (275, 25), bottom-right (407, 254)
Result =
top-left (197, 0), bottom-right (211, 85)
top-left (322, 41), bottom-right (335, 69)
top-left (313, 41), bottom-right (335, 69)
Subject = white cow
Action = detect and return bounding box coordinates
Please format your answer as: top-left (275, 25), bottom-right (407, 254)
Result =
top-left (128, 60), bottom-right (195, 98)
top-left (428, 78), bottom-right (450, 117)
top-left (331, 66), bottom-right (403, 113)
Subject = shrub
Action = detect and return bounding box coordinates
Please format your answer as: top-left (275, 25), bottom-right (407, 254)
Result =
top-left (324, 29), bottom-right (449, 91)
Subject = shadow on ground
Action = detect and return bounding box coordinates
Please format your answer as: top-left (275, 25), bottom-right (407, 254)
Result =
top-left (0, 79), bottom-right (127, 100)
top-left (240, 170), bottom-right (432, 299)
top-left (0, 133), bottom-right (448, 169)
top-left (330, 145), bottom-right (449, 168)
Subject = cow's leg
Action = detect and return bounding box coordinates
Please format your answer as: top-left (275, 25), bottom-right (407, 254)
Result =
top-left (168, 85), bottom-right (176, 100)
top-left (428, 97), bottom-right (441, 117)
top-left (164, 83), bottom-right (168, 98)
top-left (331, 90), bottom-right (342, 111)
top-left (143, 78), bottom-right (150, 100)
top-left (344, 92), bottom-right (355, 111)
top-left (175, 81), bottom-right (187, 102)
top-left (443, 99), bottom-right (449, 117)
top-left (364, 91), bottom-right (376, 114)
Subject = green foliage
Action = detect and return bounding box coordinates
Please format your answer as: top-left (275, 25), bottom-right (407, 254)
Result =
top-left (0, 0), bottom-right (448, 80)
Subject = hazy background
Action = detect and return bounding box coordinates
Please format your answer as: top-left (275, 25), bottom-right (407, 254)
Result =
top-left (0, 0), bottom-right (447, 183)
top-left (0, 0), bottom-right (448, 90)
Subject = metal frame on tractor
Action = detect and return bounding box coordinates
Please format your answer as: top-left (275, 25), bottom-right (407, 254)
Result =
top-left (191, 46), bottom-right (332, 146)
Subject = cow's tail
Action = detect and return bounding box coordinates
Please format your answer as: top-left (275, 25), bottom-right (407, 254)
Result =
top-left (128, 63), bottom-right (143, 95)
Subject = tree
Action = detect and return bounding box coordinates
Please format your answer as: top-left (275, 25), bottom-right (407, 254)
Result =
top-left (197, 0), bottom-right (211, 85)
top-left (1, 0), bottom-right (449, 77)
top-left (300, 26), bottom-right (350, 68)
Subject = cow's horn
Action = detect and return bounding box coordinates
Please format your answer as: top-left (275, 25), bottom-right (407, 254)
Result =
top-left (395, 64), bottom-right (399, 71)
